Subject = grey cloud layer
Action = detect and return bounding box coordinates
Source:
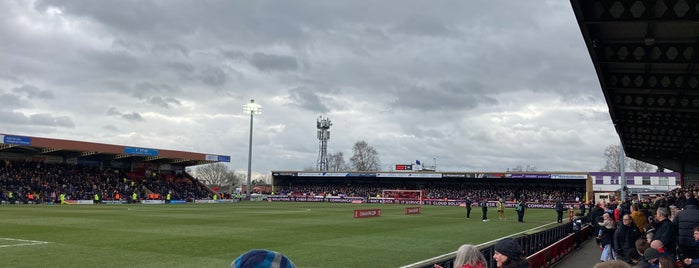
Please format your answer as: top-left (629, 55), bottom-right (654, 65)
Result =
top-left (0, 0), bottom-right (617, 173)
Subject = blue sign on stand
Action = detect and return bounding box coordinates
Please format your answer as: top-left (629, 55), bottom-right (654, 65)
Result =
top-left (1, 135), bottom-right (31, 145)
top-left (124, 147), bottom-right (159, 156)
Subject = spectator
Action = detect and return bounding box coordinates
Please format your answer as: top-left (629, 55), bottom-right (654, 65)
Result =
top-left (657, 255), bottom-right (677, 268)
top-left (515, 198), bottom-right (526, 223)
top-left (465, 196), bottom-right (472, 219)
top-left (497, 198), bottom-right (506, 220)
top-left (435, 244), bottom-right (486, 268)
top-left (682, 227), bottom-right (699, 268)
top-left (481, 198), bottom-right (489, 222)
top-left (615, 214), bottom-right (643, 264)
top-left (492, 238), bottom-right (529, 268)
top-left (643, 248), bottom-right (661, 267)
top-left (674, 195), bottom-right (699, 261)
top-left (592, 260), bottom-right (631, 268)
top-left (599, 212), bottom-right (617, 262)
top-left (631, 203), bottom-right (647, 233)
top-left (555, 198), bottom-right (564, 223)
top-left (653, 207), bottom-right (677, 256)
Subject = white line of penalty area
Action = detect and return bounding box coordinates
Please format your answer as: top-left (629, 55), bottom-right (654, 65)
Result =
top-left (0, 238), bottom-right (50, 248)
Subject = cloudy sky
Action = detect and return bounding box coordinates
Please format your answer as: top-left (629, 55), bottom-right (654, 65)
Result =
top-left (0, 0), bottom-right (618, 175)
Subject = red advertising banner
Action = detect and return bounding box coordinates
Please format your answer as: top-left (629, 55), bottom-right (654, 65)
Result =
top-left (405, 207), bottom-right (421, 215)
top-left (353, 209), bottom-right (381, 218)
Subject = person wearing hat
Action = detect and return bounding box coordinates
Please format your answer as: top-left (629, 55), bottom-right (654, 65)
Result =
top-left (643, 247), bottom-right (661, 267)
top-left (231, 249), bottom-right (296, 268)
top-left (492, 238), bottom-right (529, 268)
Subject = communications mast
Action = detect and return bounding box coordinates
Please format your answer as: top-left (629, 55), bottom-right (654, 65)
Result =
top-left (316, 116), bottom-right (332, 171)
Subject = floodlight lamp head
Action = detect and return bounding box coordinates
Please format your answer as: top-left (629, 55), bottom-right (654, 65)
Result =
top-left (243, 99), bottom-right (262, 114)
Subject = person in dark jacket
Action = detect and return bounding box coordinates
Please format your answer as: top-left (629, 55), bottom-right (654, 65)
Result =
top-left (481, 198), bottom-right (489, 222)
top-left (465, 196), bottom-right (473, 219)
top-left (493, 238), bottom-right (530, 268)
top-left (652, 207), bottom-right (677, 255)
top-left (674, 197), bottom-right (699, 260)
top-left (614, 214), bottom-right (643, 264)
top-left (515, 198), bottom-right (526, 223)
top-left (555, 199), bottom-right (564, 223)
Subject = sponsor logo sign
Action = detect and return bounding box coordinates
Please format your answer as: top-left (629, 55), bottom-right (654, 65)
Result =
top-left (354, 209), bottom-right (381, 218)
top-left (405, 207), bottom-right (421, 215)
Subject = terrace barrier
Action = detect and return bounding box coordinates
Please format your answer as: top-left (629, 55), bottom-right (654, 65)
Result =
top-left (400, 220), bottom-right (593, 268)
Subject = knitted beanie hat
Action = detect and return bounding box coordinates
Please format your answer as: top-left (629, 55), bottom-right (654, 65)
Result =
top-left (231, 249), bottom-right (296, 268)
top-left (494, 238), bottom-right (523, 260)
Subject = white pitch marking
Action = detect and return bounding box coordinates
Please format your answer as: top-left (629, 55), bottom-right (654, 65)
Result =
top-left (0, 238), bottom-right (50, 248)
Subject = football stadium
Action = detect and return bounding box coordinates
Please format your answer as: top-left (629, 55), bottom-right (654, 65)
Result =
top-left (4, 0), bottom-right (699, 268)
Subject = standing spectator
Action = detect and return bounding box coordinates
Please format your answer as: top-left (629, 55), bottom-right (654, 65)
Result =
top-left (598, 212), bottom-right (617, 262)
top-left (555, 199), bottom-right (564, 223)
top-left (435, 244), bottom-right (486, 268)
top-left (481, 198), bottom-right (489, 222)
top-left (614, 214), bottom-right (643, 264)
top-left (653, 207), bottom-right (677, 256)
top-left (465, 196), bottom-right (472, 219)
top-left (580, 201), bottom-right (587, 217)
top-left (630, 203), bottom-right (647, 233)
top-left (674, 196), bottom-right (699, 261)
top-left (515, 198), bottom-right (526, 223)
top-left (591, 202), bottom-right (605, 239)
top-left (497, 198), bottom-right (506, 220)
top-left (492, 238), bottom-right (529, 268)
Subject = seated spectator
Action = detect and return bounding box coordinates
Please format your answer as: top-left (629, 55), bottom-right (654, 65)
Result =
top-left (435, 244), bottom-right (486, 268)
top-left (232, 249), bottom-right (295, 268)
top-left (682, 227), bottom-right (699, 268)
top-left (492, 238), bottom-right (529, 268)
top-left (592, 260), bottom-right (631, 268)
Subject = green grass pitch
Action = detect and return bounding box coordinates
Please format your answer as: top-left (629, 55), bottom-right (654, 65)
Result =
top-left (0, 202), bottom-right (561, 267)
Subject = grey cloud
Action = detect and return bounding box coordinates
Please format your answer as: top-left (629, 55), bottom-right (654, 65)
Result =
top-left (106, 107), bottom-right (145, 122)
top-left (13, 85), bottom-right (54, 100)
top-left (0, 93), bottom-right (22, 108)
top-left (165, 61), bottom-right (194, 73)
top-left (84, 49), bottom-right (141, 74)
top-left (121, 112), bottom-right (145, 122)
top-left (200, 66), bottom-right (226, 86)
top-left (151, 43), bottom-right (189, 57)
top-left (29, 113), bottom-right (75, 128)
top-left (392, 15), bottom-right (456, 37)
top-left (103, 125), bottom-right (119, 131)
top-left (288, 87), bottom-right (330, 113)
top-left (390, 81), bottom-right (498, 112)
top-left (133, 82), bottom-right (181, 98)
top-left (249, 53), bottom-right (299, 72)
top-left (112, 39), bottom-right (147, 53)
top-left (106, 107), bottom-right (120, 116)
top-left (149, 96), bottom-right (181, 109)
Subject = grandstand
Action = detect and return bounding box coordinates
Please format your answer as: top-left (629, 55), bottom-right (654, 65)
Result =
top-left (0, 133), bottom-right (229, 204)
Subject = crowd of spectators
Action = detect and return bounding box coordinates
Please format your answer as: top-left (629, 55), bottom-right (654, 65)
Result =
top-left (0, 160), bottom-right (212, 204)
top-left (588, 184), bottom-right (699, 267)
top-left (275, 182), bottom-right (584, 203)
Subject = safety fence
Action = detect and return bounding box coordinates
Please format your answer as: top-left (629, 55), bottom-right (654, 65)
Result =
top-left (401, 221), bottom-right (593, 268)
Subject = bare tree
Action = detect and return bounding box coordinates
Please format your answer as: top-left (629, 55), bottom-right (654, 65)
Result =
top-left (601, 144), bottom-right (656, 172)
top-left (195, 163), bottom-right (240, 191)
top-left (601, 144), bottom-right (623, 172)
top-left (327, 152), bottom-right (349, 171)
top-left (349, 140), bottom-right (381, 171)
top-left (628, 158), bottom-right (654, 172)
